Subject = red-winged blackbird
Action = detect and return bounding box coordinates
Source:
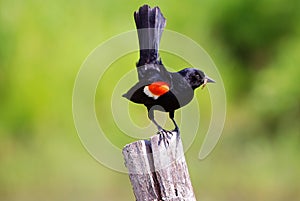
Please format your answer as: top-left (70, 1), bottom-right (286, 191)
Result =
top-left (123, 5), bottom-right (215, 143)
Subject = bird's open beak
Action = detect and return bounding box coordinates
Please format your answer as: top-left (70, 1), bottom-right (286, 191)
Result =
top-left (201, 76), bottom-right (216, 89)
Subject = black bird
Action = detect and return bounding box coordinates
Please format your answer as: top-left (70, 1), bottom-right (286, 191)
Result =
top-left (123, 5), bottom-right (215, 143)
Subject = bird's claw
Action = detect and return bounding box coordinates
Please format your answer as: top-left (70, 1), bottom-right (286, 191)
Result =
top-left (157, 129), bottom-right (174, 147)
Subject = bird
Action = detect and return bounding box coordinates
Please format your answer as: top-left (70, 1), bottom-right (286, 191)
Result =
top-left (123, 5), bottom-right (215, 145)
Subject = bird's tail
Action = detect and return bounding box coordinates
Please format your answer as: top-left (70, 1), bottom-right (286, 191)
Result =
top-left (134, 5), bottom-right (166, 66)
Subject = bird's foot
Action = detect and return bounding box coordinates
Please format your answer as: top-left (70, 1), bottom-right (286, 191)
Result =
top-left (172, 127), bottom-right (181, 142)
top-left (157, 129), bottom-right (174, 147)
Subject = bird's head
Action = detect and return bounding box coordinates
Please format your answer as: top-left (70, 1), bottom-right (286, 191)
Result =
top-left (178, 68), bottom-right (215, 90)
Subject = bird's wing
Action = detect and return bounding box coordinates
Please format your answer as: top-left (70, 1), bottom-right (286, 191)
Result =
top-left (123, 80), bottom-right (170, 103)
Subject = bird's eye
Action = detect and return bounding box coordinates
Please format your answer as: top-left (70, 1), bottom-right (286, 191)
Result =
top-left (195, 74), bottom-right (200, 79)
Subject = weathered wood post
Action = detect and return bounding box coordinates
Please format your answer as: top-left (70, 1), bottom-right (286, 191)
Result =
top-left (122, 132), bottom-right (196, 201)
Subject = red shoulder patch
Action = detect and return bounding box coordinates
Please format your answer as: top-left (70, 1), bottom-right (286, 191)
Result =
top-left (143, 81), bottom-right (170, 99)
top-left (148, 81), bottom-right (170, 96)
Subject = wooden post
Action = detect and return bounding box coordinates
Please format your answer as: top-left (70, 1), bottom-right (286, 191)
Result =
top-left (122, 132), bottom-right (196, 201)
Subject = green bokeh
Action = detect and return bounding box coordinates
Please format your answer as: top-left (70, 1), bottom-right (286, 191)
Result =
top-left (1, 0), bottom-right (299, 200)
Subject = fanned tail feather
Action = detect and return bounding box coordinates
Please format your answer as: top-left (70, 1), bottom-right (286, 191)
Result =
top-left (134, 5), bottom-right (166, 66)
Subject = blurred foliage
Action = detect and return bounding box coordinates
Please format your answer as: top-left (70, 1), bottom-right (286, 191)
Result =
top-left (213, 0), bottom-right (300, 69)
top-left (0, 0), bottom-right (300, 201)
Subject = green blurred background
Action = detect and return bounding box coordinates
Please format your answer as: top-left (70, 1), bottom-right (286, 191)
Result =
top-left (1, 0), bottom-right (300, 200)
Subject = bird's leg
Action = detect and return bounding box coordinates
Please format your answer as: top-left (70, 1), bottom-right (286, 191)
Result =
top-left (169, 111), bottom-right (180, 143)
top-left (169, 111), bottom-right (179, 133)
top-left (171, 118), bottom-right (179, 132)
top-left (148, 108), bottom-right (173, 147)
top-left (148, 108), bottom-right (162, 130)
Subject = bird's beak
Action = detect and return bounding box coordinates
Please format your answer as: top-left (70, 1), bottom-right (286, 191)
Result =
top-left (201, 76), bottom-right (216, 89)
top-left (205, 76), bottom-right (216, 83)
